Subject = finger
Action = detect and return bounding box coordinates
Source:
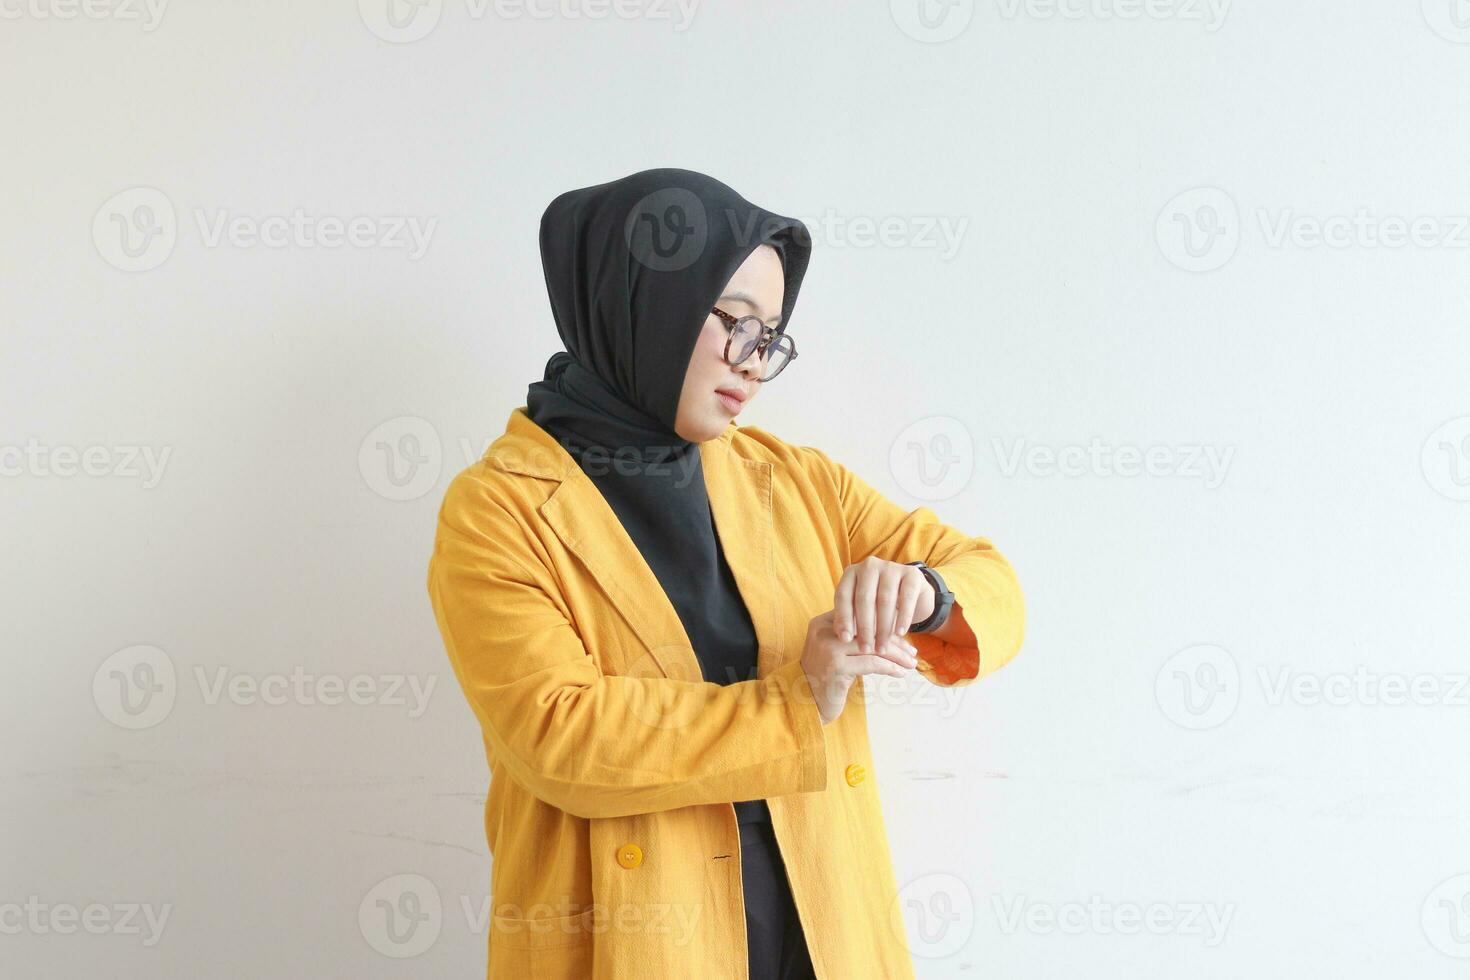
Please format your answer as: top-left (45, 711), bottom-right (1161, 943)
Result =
top-left (855, 560), bottom-right (880, 654)
top-left (832, 567), bottom-right (856, 643)
top-left (895, 568), bottom-right (924, 638)
top-left (846, 633), bottom-right (916, 668)
top-left (874, 563), bottom-right (906, 644)
top-left (878, 633), bottom-right (918, 668)
top-left (848, 653), bottom-right (912, 678)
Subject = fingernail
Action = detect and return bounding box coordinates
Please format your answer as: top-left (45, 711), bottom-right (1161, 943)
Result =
top-left (898, 624), bottom-right (908, 636)
top-left (842, 629), bottom-right (852, 643)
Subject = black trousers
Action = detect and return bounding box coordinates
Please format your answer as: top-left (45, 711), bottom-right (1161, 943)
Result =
top-left (739, 821), bottom-right (818, 980)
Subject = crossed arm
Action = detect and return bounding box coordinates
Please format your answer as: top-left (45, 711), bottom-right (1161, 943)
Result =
top-left (799, 443), bottom-right (1025, 688)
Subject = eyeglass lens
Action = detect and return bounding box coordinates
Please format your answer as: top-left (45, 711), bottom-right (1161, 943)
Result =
top-left (728, 318), bottom-right (794, 380)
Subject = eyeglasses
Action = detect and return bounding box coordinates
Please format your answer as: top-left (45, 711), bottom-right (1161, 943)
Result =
top-left (711, 307), bottom-right (799, 382)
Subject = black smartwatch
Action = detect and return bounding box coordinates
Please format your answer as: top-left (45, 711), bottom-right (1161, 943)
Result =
top-left (905, 560), bottom-right (954, 634)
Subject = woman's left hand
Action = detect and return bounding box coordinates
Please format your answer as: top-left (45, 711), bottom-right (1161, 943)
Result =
top-left (833, 557), bottom-right (936, 655)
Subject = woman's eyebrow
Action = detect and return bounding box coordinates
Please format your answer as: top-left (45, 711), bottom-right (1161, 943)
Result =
top-left (717, 290), bottom-right (782, 326)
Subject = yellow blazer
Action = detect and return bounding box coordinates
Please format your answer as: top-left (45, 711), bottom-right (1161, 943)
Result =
top-left (426, 406), bottom-right (1025, 979)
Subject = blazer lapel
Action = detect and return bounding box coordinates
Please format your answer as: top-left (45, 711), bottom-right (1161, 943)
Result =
top-left (699, 433), bottom-right (787, 676)
top-left (540, 474), bottom-right (701, 681)
top-left (493, 408), bottom-right (784, 681)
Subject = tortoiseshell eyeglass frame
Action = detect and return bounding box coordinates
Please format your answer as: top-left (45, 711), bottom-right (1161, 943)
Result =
top-left (710, 306), bottom-right (799, 382)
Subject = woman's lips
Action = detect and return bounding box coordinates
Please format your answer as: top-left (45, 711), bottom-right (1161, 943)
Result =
top-left (716, 390), bottom-right (744, 414)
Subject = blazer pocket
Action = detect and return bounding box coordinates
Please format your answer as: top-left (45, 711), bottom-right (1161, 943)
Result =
top-left (488, 907), bottom-right (595, 979)
top-left (490, 907), bottom-right (595, 951)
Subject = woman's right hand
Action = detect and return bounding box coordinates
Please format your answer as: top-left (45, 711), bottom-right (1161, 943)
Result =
top-left (800, 610), bottom-right (918, 725)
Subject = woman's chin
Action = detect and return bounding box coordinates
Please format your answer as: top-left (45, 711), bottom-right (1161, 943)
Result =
top-left (675, 413), bottom-right (728, 443)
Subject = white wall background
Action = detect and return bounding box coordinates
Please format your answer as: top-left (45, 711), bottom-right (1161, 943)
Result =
top-left (4, 1), bottom-right (1469, 976)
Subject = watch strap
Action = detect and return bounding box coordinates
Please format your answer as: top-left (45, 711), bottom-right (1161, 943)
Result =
top-left (905, 560), bottom-right (954, 634)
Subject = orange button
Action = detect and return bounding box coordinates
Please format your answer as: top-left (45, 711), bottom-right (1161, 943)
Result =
top-left (844, 763), bottom-right (866, 786)
top-left (615, 843), bottom-right (643, 869)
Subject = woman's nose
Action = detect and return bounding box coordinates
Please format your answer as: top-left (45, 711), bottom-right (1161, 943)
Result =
top-left (735, 349), bottom-right (766, 381)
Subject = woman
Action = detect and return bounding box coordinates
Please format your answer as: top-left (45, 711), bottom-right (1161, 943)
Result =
top-left (427, 168), bottom-right (1025, 979)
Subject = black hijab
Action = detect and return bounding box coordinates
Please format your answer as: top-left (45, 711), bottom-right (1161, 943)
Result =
top-left (525, 168), bottom-right (811, 824)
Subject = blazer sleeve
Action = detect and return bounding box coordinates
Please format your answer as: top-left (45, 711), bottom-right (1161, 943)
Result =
top-left (426, 475), bottom-right (829, 820)
top-left (796, 444), bottom-right (1026, 688)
